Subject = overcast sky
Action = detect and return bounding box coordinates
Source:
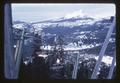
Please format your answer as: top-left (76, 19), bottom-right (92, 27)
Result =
top-left (12, 3), bottom-right (115, 22)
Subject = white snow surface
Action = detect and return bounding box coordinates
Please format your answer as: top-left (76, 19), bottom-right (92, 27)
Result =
top-left (32, 18), bottom-right (96, 28)
top-left (41, 44), bottom-right (95, 51)
top-left (13, 23), bottom-right (24, 29)
top-left (95, 55), bottom-right (114, 65)
top-left (38, 54), bottom-right (48, 58)
top-left (41, 43), bottom-right (102, 51)
top-left (41, 44), bottom-right (115, 65)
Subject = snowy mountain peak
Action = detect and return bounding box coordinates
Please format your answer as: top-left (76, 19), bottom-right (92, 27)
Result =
top-left (64, 10), bottom-right (86, 19)
top-left (63, 9), bottom-right (113, 20)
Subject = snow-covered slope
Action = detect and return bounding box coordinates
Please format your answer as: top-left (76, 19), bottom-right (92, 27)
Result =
top-left (13, 10), bottom-right (115, 57)
top-left (13, 9), bottom-right (113, 30)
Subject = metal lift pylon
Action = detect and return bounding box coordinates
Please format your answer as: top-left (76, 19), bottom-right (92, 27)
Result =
top-left (14, 28), bottom-right (25, 78)
top-left (4, 3), bottom-right (25, 79)
top-left (72, 52), bottom-right (80, 79)
top-left (91, 17), bottom-right (116, 79)
top-left (4, 3), bottom-right (16, 79)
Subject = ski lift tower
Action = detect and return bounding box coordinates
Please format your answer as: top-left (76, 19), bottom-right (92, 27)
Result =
top-left (4, 3), bottom-right (25, 79)
top-left (4, 3), bottom-right (16, 79)
top-left (91, 16), bottom-right (116, 79)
